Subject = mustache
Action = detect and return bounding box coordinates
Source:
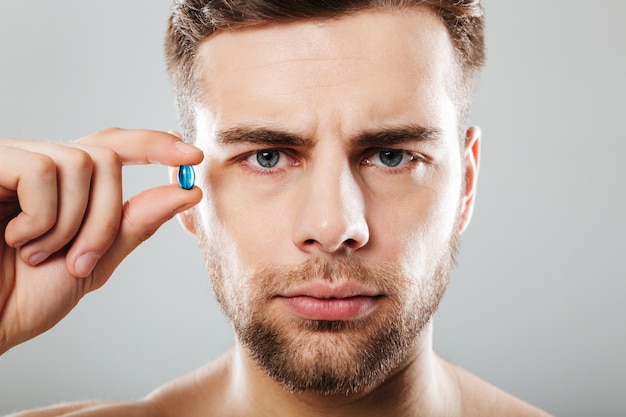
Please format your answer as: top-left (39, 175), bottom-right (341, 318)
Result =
top-left (248, 256), bottom-right (411, 299)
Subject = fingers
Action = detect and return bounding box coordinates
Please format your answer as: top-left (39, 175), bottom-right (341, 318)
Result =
top-left (0, 144), bottom-right (59, 248)
top-left (61, 145), bottom-right (123, 278)
top-left (92, 184), bottom-right (203, 290)
top-left (78, 128), bottom-right (203, 167)
top-left (1, 129), bottom-right (204, 278)
top-left (0, 140), bottom-right (119, 273)
top-left (6, 143), bottom-right (95, 267)
top-left (64, 129), bottom-right (204, 277)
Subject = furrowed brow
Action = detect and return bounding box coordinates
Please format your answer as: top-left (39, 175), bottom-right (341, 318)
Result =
top-left (217, 127), bottom-right (310, 147)
top-left (354, 125), bottom-right (443, 148)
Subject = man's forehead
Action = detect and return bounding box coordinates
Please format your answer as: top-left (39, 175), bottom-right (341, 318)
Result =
top-left (195, 7), bottom-right (454, 78)
top-left (192, 8), bottom-right (459, 146)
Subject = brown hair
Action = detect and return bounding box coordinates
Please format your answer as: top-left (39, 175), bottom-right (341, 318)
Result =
top-left (165, 0), bottom-right (485, 141)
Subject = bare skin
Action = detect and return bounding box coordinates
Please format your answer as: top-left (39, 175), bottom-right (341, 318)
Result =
top-left (0, 129), bottom-right (204, 356)
top-left (12, 328), bottom-right (550, 417)
top-left (4, 8), bottom-right (552, 417)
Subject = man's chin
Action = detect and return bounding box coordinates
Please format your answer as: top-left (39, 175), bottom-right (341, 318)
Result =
top-left (237, 314), bottom-right (415, 396)
top-left (212, 246), bottom-right (457, 395)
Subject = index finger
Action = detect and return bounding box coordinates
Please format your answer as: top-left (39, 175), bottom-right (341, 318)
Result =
top-left (77, 128), bottom-right (204, 167)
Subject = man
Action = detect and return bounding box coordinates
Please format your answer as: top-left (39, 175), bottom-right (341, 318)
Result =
top-left (0, 1), bottom-right (551, 415)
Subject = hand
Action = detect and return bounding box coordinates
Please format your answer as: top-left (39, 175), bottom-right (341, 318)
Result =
top-left (0, 128), bottom-right (203, 354)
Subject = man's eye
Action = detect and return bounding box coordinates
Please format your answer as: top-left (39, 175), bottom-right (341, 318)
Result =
top-left (365, 149), bottom-right (415, 168)
top-left (256, 150), bottom-right (280, 168)
top-left (246, 149), bottom-right (289, 169)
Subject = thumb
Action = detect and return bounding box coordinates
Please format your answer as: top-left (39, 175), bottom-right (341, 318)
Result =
top-left (90, 184), bottom-right (202, 290)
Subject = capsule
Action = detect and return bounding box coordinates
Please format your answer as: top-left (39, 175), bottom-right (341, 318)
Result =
top-left (178, 165), bottom-right (195, 190)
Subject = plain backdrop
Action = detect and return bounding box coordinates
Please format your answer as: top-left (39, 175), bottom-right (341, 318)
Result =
top-left (0, 1), bottom-right (624, 416)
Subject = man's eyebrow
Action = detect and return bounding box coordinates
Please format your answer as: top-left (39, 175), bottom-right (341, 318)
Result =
top-left (354, 125), bottom-right (444, 148)
top-left (217, 127), bottom-right (310, 147)
top-left (216, 125), bottom-right (443, 148)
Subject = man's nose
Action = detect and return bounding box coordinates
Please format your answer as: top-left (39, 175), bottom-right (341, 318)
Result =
top-left (292, 158), bottom-right (369, 254)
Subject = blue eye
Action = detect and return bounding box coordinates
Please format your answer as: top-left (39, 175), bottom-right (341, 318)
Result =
top-left (378, 150), bottom-right (404, 167)
top-left (362, 149), bottom-right (421, 169)
top-left (256, 150), bottom-right (280, 168)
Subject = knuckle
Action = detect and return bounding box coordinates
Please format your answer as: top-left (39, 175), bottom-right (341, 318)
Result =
top-left (28, 154), bottom-right (56, 179)
top-left (100, 127), bottom-right (122, 136)
top-left (65, 148), bottom-right (94, 175)
top-left (93, 147), bottom-right (122, 168)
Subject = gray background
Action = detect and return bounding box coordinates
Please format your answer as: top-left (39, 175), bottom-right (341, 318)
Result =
top-left (0, 1), bottom-right (624, 416)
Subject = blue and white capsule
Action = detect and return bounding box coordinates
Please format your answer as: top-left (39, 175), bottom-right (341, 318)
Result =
top-left (178, 165), bottom-right (196, 190)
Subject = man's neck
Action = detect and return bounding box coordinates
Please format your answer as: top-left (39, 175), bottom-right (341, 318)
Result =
top-left (224, 322), bottom-right (458, 417)
top-left (148, 322), bottom-right (552, 417)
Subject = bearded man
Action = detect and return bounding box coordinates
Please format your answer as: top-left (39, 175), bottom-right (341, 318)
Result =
top-left (0, 1), bottom-right (552, 416)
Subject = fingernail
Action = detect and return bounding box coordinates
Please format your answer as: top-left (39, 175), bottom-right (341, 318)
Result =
top-left (29, 252), bottom-right (50, 266)
top-left (175, 140), bottom-right (201, 154)
top-left (75, 253), bottom-right (101, 277)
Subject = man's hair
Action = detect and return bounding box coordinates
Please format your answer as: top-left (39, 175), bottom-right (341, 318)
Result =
top-left (165, 0), bottom-right (485, 141)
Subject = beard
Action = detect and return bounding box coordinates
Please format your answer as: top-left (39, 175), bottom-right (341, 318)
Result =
top-left (197, 221), bottom-right (459, 396)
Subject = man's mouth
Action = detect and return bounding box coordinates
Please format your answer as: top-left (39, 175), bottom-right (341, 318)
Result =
top-left (275, 281), bottom-right (383, 321)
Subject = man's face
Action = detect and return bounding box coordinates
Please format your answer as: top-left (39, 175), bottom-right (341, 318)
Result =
top-left (182, 8), bottom-right (478, 394)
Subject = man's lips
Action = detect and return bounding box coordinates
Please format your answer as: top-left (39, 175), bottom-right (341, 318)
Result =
top-left (278, 281), bottom-right (380, 299)
top-left (275, 282), bottom-right (382, 321)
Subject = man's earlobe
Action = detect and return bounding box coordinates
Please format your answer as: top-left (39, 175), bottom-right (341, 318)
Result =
top-left (178, 209), bottom-right (197, 235)
top-left (458, 126), bottom-right (481, 235)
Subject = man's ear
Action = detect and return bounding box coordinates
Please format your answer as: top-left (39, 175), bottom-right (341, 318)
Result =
top-left (457, 126), bottom-right (481, 235)
top-left (169, 166), bottom-right (197, 236)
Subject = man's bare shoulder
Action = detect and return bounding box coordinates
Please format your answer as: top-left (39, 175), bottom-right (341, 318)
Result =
top-left (7, 353), bottom-right (232, 417)
top-left (146, 351), bottom-right (232, 417)
top-left (6, 400), bottom-right (158, 417)
top-left (9, 352), bottom-right (552, 417)
top-left (440, 358), bottom-right (553, 417)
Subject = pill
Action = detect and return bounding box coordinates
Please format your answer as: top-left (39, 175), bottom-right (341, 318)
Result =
top-left (178, 165), bottom-right (195, 190)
